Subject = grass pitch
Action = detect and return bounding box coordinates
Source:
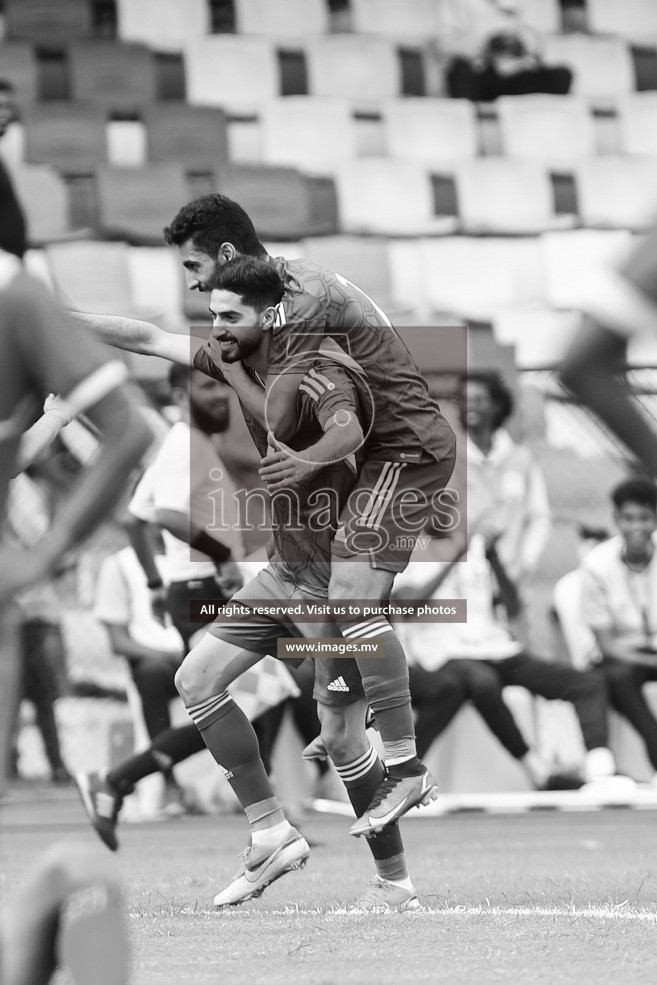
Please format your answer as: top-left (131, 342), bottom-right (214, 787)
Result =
top-left (2, 788), bottom-right (657, 984)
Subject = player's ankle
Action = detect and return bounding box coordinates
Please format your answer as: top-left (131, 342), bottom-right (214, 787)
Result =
top-left (251, 820), bottom-right (294, 847)
top-left (386, 756), bottom-right (423, 777)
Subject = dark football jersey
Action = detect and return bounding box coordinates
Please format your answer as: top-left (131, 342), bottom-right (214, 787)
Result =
top-left (267, 255), bottom-right (455, 463)
top-left (195, 343), bottom-right (365, 578)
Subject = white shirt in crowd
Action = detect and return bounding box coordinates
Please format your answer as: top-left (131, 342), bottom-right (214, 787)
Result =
top-left (581, 534), bottom-right (657, 652)
top-left (466, 429), bottom-right (551, 582)
top-left (396, 534), bottom-right (522, 671)
top-left (128, 420), bottom-right (244, 583)
top-left (94, 546), bottom-right (184, 655)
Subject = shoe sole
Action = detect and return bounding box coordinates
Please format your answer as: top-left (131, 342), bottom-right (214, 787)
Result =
top-left (214, 844), bottom-right (309, 908)
top-left (350, 780), bottom-right (440, 838)
top-left (74, 773), bottom-right (118, 852)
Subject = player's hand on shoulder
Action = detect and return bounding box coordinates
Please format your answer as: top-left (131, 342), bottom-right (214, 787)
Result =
top-left (258, 431), bottom-right (320, 491)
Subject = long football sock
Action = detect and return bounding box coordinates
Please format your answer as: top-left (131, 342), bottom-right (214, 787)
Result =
top-left (334, 745), bottom-right (408, 880)
top-left (107, 724), bottom-right (203, 792)
top-left (338, 620), bottom-right (417, 763)
top-left (187, 691), bottom-right (281, 821)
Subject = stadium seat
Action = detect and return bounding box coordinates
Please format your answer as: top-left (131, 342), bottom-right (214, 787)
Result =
top-left (574, 158), bottom-right (657, 231)
top-left (4, 0), bottom-right (92, 42)
top-left (541, 229), bottom-right (633, 310)
top-left (129, 248), bottom-right (184, 319)
top-left (305, 37), bottom-right (402, 107)
top-left (260, 98), bottom-right (356, 176)
top-left (215, 164), bottom-right (316, 240)
top-left (68, 42), bottom-right (158, 112)
top-left (0, 44), bottom-right (39, 103)
top-left (386, 239), bottom-right (429, 314)
top-left (587, 0), bottom-right (657, 44)
top-left (517, 0), bottom-right (561, 34)
top-left (11, 165), bottom-right (74, 244)
top-left (381, 98), bottom-right (478, 166)
top-left (334, 159), bottom-right (457, 236)
top-left (350, 0), bottom-right (436, 40)
top-left (116, 0), bottom-right (210, 53)
top-left (492, 308), bottom-right (581, 369)
top-left (95, 164), bottom-right (189, 243)
top-left (23, 103), bottom-right (106, 173)
top-left (107, 122), bottom-right (147, 167)
top-left (543, 36), bottom-right (634, 103)
top-left (234, 0), bottom-right (329, 37)
top-left (497, 95), bottom-right (596, 163)
top-left (617, 93), bottom-right (657, 155)
top-left (184, 38), bottom-right (280, 114)
top-left (453, 159), bottom-right (576, 234)
top-left (419, 237), bottom-right (544, 317)
top-left (143, 104), bottom-right (229, 170)
top-left (46, 241), bottom-right (136, 315)
top-left (303, 235), bottom-right (410, 317)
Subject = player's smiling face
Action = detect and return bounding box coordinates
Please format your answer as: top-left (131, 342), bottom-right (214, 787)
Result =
top-left (208, 288), bottom-right (266, 362)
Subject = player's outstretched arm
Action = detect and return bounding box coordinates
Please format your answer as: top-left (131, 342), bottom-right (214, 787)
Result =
top-left (72, 311), bottom-right (201, 366)
top-left (560, 317), bottom-right (657, 474)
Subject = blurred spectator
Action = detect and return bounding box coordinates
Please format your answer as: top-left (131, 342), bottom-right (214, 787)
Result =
top-left (552, 525), bottom-right (609, 671)
top-left (446, 30), bottom-right (572, 101)
top-left (436, 0), bottom-right (522, 60)
top-left (461, 371), bottom-right (551, 592)
top-left (397, 531), bottom-right (618, 787)
top-left (127, 364), bottom-right (244, 651)
top-left (0, 79), bottom-right (26, 260)
top-left (7, 472), bottom-right (70, 783)
top-left (581, 478), bottom-right (657, 783)
top-left (93, 543), bottom-right (184, 743)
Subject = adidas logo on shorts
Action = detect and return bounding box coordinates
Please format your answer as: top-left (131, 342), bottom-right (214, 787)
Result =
top-left (327, 676), bottom-right (350, 692)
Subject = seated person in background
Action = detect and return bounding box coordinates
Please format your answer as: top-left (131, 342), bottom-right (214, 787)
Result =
top-left (581, 478), bottom-right (657, 784)
top-left (552, 525), bottom-right (610, 672)
top-left (396, 529), bottom-right (619, 788)
top-left (446, 29), bottom-right (572, 101)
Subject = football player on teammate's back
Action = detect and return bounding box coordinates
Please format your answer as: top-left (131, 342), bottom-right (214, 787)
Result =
top-left (173, 258), bottom-right (423, 911)
top-left (76, 194), bottom-right (457, 835)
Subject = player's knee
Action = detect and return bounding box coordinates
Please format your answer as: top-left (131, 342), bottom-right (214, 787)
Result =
top-left (318, 705), bottom-right (361, 762)
top-left (174, 656), bottom-right (200, 704)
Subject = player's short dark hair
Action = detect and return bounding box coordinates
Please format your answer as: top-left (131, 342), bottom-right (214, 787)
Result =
top-left (163, 194), bottom-right (265, 258)
top-left (461, 371), bottom-right (514, 430)
top-left (208, 256), bottom-right (284, 312)
top-left (0, 79), bottom-right (14, 94)
top-left (168, 363), bottom-right (191, 391)
top-left (611, 478), bottom-right (657, 513)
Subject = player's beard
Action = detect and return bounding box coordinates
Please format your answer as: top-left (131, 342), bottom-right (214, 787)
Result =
top-left (216, 331), bottom-right (261, 364)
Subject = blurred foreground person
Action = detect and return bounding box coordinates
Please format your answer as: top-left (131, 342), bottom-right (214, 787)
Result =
top-left (0, 843), bottom-right (128, 985)
top-left (0, 259), bottom-right (152, 795)
top-left (560, 224), bottom-right (657, 473)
